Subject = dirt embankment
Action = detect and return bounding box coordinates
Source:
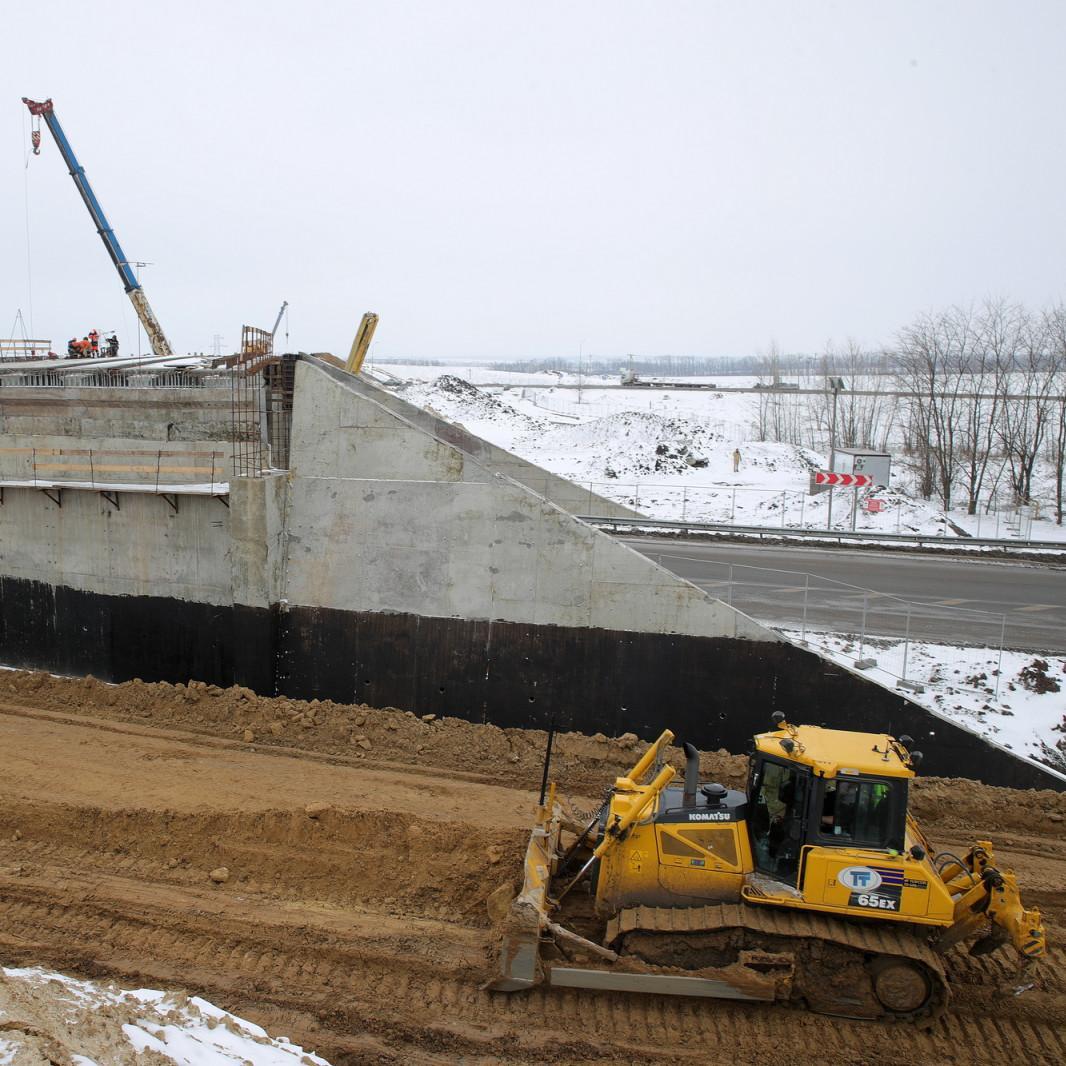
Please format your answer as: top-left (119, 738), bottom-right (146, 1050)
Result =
top-left (0, 669), bottom-right (1063, 1065)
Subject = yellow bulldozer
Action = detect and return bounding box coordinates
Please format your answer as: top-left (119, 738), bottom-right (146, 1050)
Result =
top-left (490, 713), bottom-right (1046, 1022)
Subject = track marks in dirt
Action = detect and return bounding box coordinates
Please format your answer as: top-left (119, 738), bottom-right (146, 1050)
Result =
top-left (1, 861), bottom-right (1064, 1064)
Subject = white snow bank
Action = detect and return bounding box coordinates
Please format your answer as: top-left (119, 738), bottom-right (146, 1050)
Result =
top-left (390, 375), bottom-right (990, 538)
top-left (782, 631), bottom-right (1066, 777)
top-left (0, 967), bottom-right (331, 1066)
top-left (387, 373), bottom-right (1066, 543)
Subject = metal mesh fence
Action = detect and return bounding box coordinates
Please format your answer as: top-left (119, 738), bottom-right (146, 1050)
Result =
top-left (642, 550), bottom-right (1062, 703)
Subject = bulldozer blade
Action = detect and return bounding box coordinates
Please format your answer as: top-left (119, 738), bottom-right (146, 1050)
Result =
top-left (486, 797), bottom-right (563, 992)
top-left (489, 933), bottom-right (541, 991)
top-left (544, 966), bottom-right (776, 1001)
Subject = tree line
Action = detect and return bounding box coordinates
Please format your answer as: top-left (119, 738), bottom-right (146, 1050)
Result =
top-left (750, 301), bottom-right (1066, 523)
top-left (894, 301), bottom-right (1066, 520)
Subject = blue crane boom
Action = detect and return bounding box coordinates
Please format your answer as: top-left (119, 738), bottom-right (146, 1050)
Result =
top-left (23, 97), bottom-right (173, 357)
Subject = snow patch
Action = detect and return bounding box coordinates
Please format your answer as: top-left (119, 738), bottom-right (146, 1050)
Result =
top-left (0, 967), bottom-right (331, 1066)
top-left (782, 632), bottom-right (1066, 777)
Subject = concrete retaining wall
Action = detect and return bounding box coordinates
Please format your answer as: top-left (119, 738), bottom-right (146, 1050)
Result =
top-left (0, 488), bottom-right (231, 604)
top-left (353, 374), bottom-right (637, 518)
top-left (0, 386), bottom-right (233, 442)
top-left (284, 360), bottom-right (769, 636)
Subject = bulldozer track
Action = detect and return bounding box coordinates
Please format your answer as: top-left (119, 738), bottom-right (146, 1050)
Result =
top-left (0, 672), bottom-right (1063, 1063)
top-left (608, 901), bottom-right (949, 1022)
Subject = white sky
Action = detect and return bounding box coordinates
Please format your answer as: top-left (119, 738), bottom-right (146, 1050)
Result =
top-left (2, 2), bottom-right (1064, 361)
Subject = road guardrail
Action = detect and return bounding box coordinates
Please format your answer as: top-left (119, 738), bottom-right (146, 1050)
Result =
top-left (579, 515), bottom-right (1066, 551)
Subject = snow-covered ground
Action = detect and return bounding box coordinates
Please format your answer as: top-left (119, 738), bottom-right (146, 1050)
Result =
top-left (782, 632), bottom-right (1066, 778)
top-left (382, 366), bottom-right (1066, 543)
top-left (0, 967), bottom-right (330, 1066)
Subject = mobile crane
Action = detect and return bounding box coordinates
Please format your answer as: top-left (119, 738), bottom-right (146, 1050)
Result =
top-left (23, 97), bottom-right (173, 358)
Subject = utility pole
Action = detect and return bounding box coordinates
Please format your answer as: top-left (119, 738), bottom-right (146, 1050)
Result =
top-left (826, 376), bottom-right (845, 529)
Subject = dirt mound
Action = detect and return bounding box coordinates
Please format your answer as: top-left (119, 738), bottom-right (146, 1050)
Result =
top-left (0, 669), bottom-right (746, 799)
top-left (420, 375), bottom-right (543, 430)
top-left (910, 775), bottom-right (1066, 835)
top-left (529, 410), bottom-right (719, 479)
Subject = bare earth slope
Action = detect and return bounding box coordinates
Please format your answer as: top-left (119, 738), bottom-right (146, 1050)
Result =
top-left (0, 671), bottom-right (1063, 1065)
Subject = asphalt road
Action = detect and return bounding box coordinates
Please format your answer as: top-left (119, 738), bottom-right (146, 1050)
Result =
top-left (621, 538), bottom-right (1066, 652)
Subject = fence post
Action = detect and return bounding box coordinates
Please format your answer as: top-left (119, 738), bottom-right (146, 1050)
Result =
top-left (994, 613), bottom-right (1006, 699)
top-left (781, 490), bottom-right (786, 529)
top-left (587, 482), bottom-right (593, 517)
top-left (801, 573), bottom-right (809, 643)
top-left (634, 484), bottom-right (640, 511)
top-left (901, 606), bottom-right (912, 681)
top-left (800, 493), bottom-right (805, 528)
top-left (32, 447), bottom-right (37, 487)
top-left (681, 485), bottom-right (688, 522)
top-left (727, 564), bottom-right (734, 606)
top-left (859, 591), bottom-right (868, 660)
top-left (731, 487), bottom-right (736, 523)
top-left (89, 449), bottom-right (95, 489)
top-left (155, 450), bottom-right (162, 493)
top-left (896, 502), bottom-right (901, 534)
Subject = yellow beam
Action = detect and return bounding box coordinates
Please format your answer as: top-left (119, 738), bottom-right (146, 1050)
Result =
top-left (345, 312), bottom-right (380, 375)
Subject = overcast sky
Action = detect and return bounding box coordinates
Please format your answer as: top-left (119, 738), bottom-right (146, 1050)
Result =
top-left (2, 2), bottom-right (1064, 362)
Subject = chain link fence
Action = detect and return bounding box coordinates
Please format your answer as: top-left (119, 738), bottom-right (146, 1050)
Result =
top-left (509, 475), bottom-right (1055, 543)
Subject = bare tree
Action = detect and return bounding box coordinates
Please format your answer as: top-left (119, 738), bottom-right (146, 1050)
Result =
top-left (958, 299), bottom-right (1016, 514)
top-left (997, 310), bottom-right (1056, 503)
top-left (1043, 304), bottom-right (1066, 523)
top-left (895, 308), bottom-right (972, 508)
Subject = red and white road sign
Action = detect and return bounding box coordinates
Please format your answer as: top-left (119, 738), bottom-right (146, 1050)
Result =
top-left (813, 471), bottom-right (874, 487)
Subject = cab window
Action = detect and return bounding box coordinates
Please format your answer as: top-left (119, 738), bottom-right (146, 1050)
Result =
top-left (750, 758), bottom-right (809, 883)
top-left (819, 778), bottom-right (903, 850)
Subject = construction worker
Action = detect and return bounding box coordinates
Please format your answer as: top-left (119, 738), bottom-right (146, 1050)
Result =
top-left (105, 334), bottom-right (119, 358)
top-left (732, 448), bottom-right (742, 473)
top-left (88, 329), bottom-right (100, 356)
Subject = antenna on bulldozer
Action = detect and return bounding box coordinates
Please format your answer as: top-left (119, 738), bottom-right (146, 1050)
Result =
top-left (538, 711), bottom-right (556, 807)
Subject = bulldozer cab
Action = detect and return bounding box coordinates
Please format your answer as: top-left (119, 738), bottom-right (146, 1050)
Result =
top-left (748, 725), bottom-right (911, 889)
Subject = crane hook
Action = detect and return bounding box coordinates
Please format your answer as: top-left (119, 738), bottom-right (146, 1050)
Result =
top-left (31, 122), bottom-right (41, 156)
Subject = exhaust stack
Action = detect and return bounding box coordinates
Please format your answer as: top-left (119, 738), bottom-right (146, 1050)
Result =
top-left (682, 742), bottom-right (700, 806)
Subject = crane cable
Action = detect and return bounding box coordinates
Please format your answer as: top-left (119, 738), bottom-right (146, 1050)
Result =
top-left (21, 108), bottom-right (36, 337)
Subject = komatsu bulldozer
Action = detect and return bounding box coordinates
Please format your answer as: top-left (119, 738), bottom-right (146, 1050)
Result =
top-left (490, 714), bottom-right (1046, 1022)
